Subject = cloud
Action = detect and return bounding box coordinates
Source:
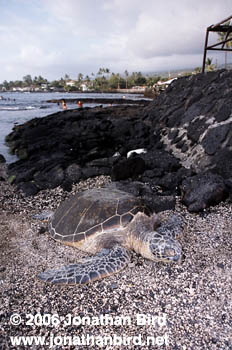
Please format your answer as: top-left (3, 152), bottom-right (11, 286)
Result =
top-left (44, 0), bottom-right (231, 61)
top-left (42, 0), bottom-right (114, 37)
top-left (126, 2), bottom-right (230, 59)
top-left (19, 46), bottom-right (59, 67)
top-left (0, 0), bottom-right (232, 81)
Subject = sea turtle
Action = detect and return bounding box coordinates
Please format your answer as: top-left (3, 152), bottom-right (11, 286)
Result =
top-left (37, 188), bottom-right (183, 285)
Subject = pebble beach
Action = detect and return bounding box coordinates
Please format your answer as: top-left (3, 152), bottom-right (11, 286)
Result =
top-left (0, 163), bottom-right (232, 350)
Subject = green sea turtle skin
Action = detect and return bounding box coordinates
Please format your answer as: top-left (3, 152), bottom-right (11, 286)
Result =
top-left (37, 188), bottom-right (183, 285)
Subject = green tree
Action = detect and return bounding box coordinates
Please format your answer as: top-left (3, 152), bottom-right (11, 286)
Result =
top-left (97, 67), bottom-right (110, 78)
top-left (205, 57), bottom-right (216, 71)
top-left (64, 74), bottom-right (70, 81)
top-left (33, 76), bottom-right (38, 86)
top-left (134, 72), bottom-right (146, 85)
top-left (84, 75), bottom-right (91, 88)
top-left (23, 74), bottom-right (33, 86)
top-left (94, 68), bottom-right (111, 91)
top-left (14, 80), bottom-right (23, 88)
top-left (37, 75), bottom-right (48, 84)
top-left (59, 77), bottom-right (66, 87)
top-left (97, 67), bottom-right (104, 76)
top-left (105, 68), bottom-right (110, 79)
top-left (77, 73), bottom-right (83, 82)
top-left (116, 73), bottom-right (121, 89)
top-left (108, 73), bottom-right (118, 89)
top-left (194, 67), bottom-right (201, 74)
top-left (124, 70), bottom-right (129, 89)
top-left (108, 73), bottom-right (124, 89)
top-left (145, 75), bottom-right (160, 87)
top-left (50, 80), bottom-right (63, 88)
top-left (127, 72), bottom-right (146, 87)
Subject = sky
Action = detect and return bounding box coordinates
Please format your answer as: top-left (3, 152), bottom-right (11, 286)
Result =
top-left (0, 0), bottom-right (231, 82)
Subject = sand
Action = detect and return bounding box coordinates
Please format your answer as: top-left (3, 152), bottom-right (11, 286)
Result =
top-left (0, 163), bottom-right (231, 350)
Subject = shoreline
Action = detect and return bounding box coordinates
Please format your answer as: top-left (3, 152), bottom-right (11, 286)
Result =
top-left (0, 93), bottom-right (150, 164)
top-left (46, 97), bottom-right (151, 105)
top-left (1, 89), bottom-right (148, 95)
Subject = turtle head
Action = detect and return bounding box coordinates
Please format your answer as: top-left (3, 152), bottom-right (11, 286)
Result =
top-left (146, 232), bottom-right (182, 263)
top-left (128, 212), bottom-right (182, 263)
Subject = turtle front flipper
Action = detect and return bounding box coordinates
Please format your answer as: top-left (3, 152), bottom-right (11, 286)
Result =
top-left (37, 245), bottom-right (131, 285)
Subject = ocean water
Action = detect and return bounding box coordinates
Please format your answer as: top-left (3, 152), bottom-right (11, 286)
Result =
top-left (0, 92), bottom-right (145, 163)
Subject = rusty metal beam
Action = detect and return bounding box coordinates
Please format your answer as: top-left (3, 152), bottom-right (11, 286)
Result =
top-left (222, 30), bottom-right (231, 49)
top-left (206, 48), bottom-right (232, 51)
top-left (202, 15), bottom-right (232, 73)
top-left (202, 29), bottom-right (209, 73)
top-left (210, 15), bottom-right (232, 28)
top-left (207, 37), bottom-right (232, 49)
top-left (208, 25), bottom-right (232, 32)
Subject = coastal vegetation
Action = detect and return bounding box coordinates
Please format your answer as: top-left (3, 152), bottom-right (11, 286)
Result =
top-left (1, 61), bottom-right (228, 93)
top-left (0, 68), bottom-right (162, 92)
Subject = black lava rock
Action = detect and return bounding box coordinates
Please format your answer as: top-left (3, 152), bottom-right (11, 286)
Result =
top-left (19, 182), bottom-right (39, 196)
top-left (143, 194), bottom-right (176, 213)
top-left (7, 105), bottom-right (152, 191)
top-left (111, 156), bottom-right (146, 181)
top-left (180, 172), bottom-right (228, 212)
top-left (0, 154), bottom-right (6, 163)
top-left (143, 69), bottom-right (232, 179)
top-left (5, 70), bottom-right (232, 212)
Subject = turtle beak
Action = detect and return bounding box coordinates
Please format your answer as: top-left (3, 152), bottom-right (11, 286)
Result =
top-left (164, 246), bottom-right (182, 262)
top-left (164, 247), bottom-right (176, 257)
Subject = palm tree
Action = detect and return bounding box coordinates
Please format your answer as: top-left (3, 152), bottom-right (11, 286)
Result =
top-left (105, 68), bottom-right (110, 76)
top-left (116, 73), bottom-right (121, 89)
top-left (23, 74), bottom-right (33, 86)
top-left (194, 67), bottom-right (201, 74)
top-left (217, 21), bottom-right (232, 68)
top-left (64, 74), bottom-right (70, 81)
top-left (97, 68), bottom-right (104, 76)
top-left (124, 70), bottom-right (129, 89)
top-left (97, 68), bottom-right (110, 78)
top-left (205, 57), bottom-right (215, 71)
top-left (77, 73), bottom-right (83, 82)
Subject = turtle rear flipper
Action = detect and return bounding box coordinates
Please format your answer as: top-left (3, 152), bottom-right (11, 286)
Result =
top-left (37, 245), bottom-right (131, 285)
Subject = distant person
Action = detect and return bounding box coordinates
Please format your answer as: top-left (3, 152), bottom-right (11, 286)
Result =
top-left (62, 99), bottom-right (67, 110)
top-left (77, 100), bottom-right (83, 108)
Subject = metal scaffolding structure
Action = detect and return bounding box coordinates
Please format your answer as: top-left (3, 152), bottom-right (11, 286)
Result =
top-left (202, 15), bottom-right (232, 72)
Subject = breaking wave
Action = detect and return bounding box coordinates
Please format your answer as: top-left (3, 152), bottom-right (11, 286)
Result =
top-left (0, 105), bottom-right (48, 111)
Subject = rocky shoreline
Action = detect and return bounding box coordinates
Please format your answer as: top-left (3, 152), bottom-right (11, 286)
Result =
top-left (46, 97), bottom-right (151, 106)
top-left (4, 69), bottom-right (232, 212)
top-left (1, 70), bottom-right (232, 349)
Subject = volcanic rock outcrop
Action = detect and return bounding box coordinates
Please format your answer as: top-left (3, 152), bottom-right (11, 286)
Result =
top-left (143, 69), bottom-right (232, 179)
top-left (6, 70), bottom-right (232, 211)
